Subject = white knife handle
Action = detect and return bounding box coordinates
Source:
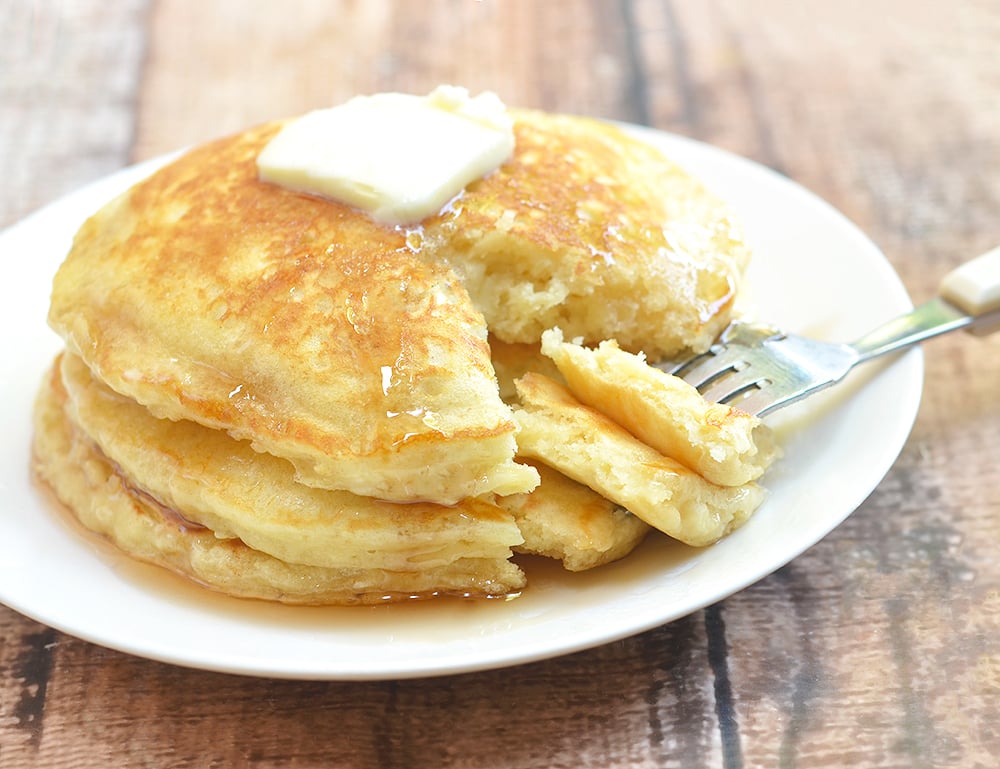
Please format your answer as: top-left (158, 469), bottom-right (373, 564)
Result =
top-left (939, 245), bottom-right (1000, 335)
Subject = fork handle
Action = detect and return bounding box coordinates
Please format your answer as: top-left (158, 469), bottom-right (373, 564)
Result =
top-left (939, 244), bottom-right (1000, 334)
top-left (849, 246), bottom-right (1000, 363)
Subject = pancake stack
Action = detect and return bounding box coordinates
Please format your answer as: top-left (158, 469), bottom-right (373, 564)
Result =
top-left (34, 98), bottom-right (775, 604)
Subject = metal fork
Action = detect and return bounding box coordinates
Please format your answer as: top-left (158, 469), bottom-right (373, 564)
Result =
top-left (665, 246), bottom-right (1000, 417)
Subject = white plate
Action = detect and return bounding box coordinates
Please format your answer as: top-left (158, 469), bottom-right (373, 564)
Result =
top-left (0, 127), bottom-right (922, 680)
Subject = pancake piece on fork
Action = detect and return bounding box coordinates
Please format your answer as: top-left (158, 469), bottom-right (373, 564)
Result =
top-left (512, 372), bottom-right (765, 547)
top-left (539, 328), bottom-right (779, 486)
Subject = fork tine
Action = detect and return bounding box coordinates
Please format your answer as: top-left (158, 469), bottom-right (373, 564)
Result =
top-left (740, 378), bottom-right (842, 417)
top-left (672, 346), bottom-right (751, 391)
top-left (665, 318), bottom-right (870, 417)
top-left (728, 388), bottom-right (779, 416)
top-left (663, 350), bottom-right (714, 379)
top-left (698, 367), bottom-right (771, 405)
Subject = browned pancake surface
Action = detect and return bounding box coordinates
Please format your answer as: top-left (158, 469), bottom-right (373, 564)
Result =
top-left (49, 122), bottom-right (535, 504)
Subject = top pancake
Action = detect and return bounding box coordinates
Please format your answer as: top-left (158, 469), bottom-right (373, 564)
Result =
top-left (48, 106), bottom-right (750, 504)
top-left (49, 121), bottom-right (536, 504)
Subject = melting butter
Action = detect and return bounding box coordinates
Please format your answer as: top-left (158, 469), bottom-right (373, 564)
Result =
top-left (256, 86), bottom-right (514, 225)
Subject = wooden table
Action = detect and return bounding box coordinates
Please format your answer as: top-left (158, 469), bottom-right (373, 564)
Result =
top-left (3, 2), bottom-right (999, 767)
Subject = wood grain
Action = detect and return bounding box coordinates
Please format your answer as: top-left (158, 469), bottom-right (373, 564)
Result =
top-left (2, 1), bottom-right (999, 767)
top-left (0, 0), bottom-right (148, 228)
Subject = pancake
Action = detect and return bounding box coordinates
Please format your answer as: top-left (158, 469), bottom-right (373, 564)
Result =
top-left (48, 121), bottom-right (538, 505)
top-left (512, 373), bottom-right (765, 547)
top-left (420, 108), bottom-right (750, 360)
top-left (539, 328), bottom-right (778, 486)
top-left (495, 460), bottom-right (650, 571)
top-left (58, 352), bottom-right (524, 572)
top-left (34, 358), bottom-right (526, 604)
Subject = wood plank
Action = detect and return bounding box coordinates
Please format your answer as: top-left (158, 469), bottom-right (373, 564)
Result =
top-left (1, 3), bottom-right (151, 767)
top-left (656, 1), bottom-right (1000, 765)
top-left (131, 0), bottom-right (649, 160)
top-left (0, 0), bottom-right (149, 228)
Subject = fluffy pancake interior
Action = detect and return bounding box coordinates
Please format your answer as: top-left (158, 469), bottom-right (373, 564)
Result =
top-left (420, 108), bottom-right (750, 360)
top-left (489, 335), bottom-right (564, 403)
top-left (495, 460), bottom-right (650, 571)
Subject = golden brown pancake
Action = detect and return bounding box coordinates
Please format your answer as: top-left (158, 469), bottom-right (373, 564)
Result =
top-left (540, 328), bottom-right (779, 486)
top-left (33, 358), bottom-right (526, 604)
top-left (48, 121), bottom-right (537, 505)
top-left (512, 373), bottom-right (765, 547)
top-left (421, 108), bottom-right (750, 360)
top-left (58, 352), bottom-right (524, 572)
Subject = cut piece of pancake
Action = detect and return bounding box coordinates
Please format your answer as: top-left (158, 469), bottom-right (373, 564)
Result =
top-left (48, 121), bottom-right (537, 505)
top-left (495, 460), bottom-right (650, 571)
top-left (513, 373), bottom-right (765, 547)
top-left (420, 108), bottom-right (750, 360)
top-left (540, 328), bottom-right (778, 486)
top-left (33, 359), bottom-right (526, 604)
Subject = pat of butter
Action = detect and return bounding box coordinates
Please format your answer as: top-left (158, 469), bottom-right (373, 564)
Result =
top-left (256, 86), bottom-right (514, 225)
